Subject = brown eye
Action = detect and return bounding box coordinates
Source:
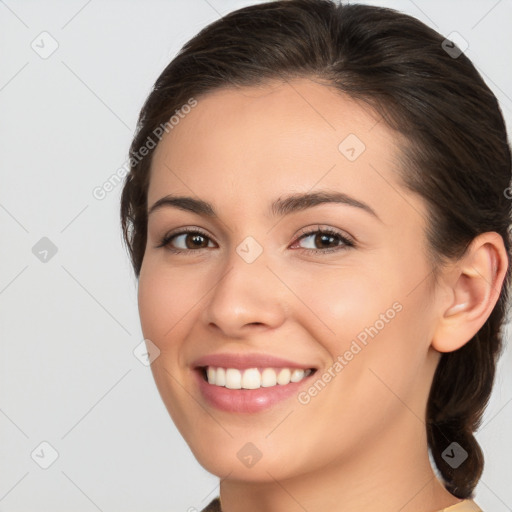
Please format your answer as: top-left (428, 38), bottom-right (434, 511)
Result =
top-left (183, 233), bottom-right (210, 249)
top-left (294, 228), bottom-right (354, 253)
top-left (313, 232), bottom-right (339, 249)
top-left (158, 229), bottom-right (216, 253)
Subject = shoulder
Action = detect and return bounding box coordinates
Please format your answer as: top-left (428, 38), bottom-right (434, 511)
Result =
top-left (198, 497), bottom-right (483, 512)
top-left (441, 499), bottom-right (483, 511)
top-left (200, 497), bottom-right (221, 512)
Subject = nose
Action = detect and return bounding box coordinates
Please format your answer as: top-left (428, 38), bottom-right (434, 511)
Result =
top-left (200, 245), bottom-right (288, 338)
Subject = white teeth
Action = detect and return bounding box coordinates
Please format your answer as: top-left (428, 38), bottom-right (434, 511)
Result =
top-left (216, 367), bottom-right (226, 386)
top-left (204, 367), bottom-right (312, 389)
top-left (277, 368), bottom-right (291, 385)
top-left (290, 369), bottom-right (305, 382)
top-left (242, 368), bottom-right (260, 389)
top-left (261, 368), bottom-right (277, 387)
top-left (225, 368), bottom-right (242, 389)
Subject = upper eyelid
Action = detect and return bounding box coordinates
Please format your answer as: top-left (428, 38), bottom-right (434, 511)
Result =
top-left (296, 225), bottom-right (354, 241)
top-left (162, 226), bottom-right (349, 240)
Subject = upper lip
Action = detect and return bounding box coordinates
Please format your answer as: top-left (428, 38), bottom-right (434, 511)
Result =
top-left (191, 353), bottom-right (317, 370)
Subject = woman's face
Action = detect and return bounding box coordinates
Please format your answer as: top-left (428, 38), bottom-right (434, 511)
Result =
top-left (138, 78), bottom-right (445, 481)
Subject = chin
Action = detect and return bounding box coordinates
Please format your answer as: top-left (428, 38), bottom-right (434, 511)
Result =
top-left (187, 438), bottom-right (295, 482)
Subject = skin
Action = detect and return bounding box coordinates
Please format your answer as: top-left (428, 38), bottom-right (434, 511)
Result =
top-left (137, 78), bottom-right (508, 512)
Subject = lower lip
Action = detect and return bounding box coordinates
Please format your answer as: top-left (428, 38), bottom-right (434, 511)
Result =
top-left (194, 368), bottom-right (316, 413)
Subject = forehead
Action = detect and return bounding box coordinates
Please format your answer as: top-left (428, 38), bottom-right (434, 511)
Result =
top-left (152, 77), bottom-right (388, 168)
top-left (148, 77), bottom-right (422, 224)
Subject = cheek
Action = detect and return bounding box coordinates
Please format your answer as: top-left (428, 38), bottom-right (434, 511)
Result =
top-left (137, 263), bottom-right (201, 433)
top-left (324, 274), bottom-right (437, 417)
top-left (137, 262), bottom-right (198, 348)
top-left (280, 262), bottom-right (395, 347)
top-left (287, 252), bottom-right (434, 374)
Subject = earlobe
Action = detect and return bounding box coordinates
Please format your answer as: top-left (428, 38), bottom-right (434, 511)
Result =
top-left (431, 232), bottom-right (508, 353)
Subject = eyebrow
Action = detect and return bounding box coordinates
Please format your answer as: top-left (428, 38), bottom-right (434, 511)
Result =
top-left (147, 190), bottom-right (380, 221)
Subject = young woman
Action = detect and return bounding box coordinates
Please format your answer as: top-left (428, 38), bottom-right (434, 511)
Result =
top-left (120, 1), bottom-right (511, 510)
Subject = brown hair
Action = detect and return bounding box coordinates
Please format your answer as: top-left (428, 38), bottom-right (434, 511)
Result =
top-left (120, 0), bottom-right (512, 499)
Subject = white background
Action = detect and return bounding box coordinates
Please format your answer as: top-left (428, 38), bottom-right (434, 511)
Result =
top-left (1, 1), bottom-right (511, 511)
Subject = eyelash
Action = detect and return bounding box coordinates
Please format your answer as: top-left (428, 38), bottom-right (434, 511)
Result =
top-left (156, 226), bottom-right (355, 255)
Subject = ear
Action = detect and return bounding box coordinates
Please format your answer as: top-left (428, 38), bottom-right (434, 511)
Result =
top-left (431, 232), bottom-right (509, 353)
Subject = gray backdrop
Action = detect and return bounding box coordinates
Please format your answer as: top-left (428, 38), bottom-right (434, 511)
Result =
top-left (1, 0), bottom-right (511, 511)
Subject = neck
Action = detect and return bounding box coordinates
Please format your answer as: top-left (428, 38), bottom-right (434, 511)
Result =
top-left (218, 412), bottom-right (462, 512)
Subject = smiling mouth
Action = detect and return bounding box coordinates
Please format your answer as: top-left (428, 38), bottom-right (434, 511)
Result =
top-left (198, 366), bottom-right (317, 390)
